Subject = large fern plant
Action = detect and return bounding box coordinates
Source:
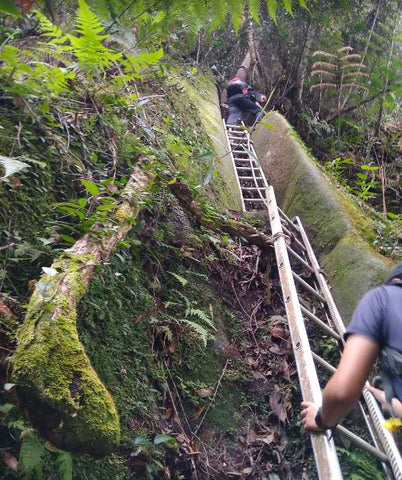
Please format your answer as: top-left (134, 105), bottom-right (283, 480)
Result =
top-left (0, 0), bottom-right (163, 100)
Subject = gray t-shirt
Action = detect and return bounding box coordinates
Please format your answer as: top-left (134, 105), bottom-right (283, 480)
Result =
top-left (344, 284), bottom-right (402, 400)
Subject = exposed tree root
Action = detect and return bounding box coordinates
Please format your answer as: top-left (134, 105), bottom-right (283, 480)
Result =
top-left (169, 179), bottom-right (273, 252)
top-left (11, 165), bottom-right (150, 456)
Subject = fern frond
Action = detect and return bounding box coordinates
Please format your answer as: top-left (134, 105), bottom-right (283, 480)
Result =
top-left (76, 0), bottom-right (106, 38)
top-left (208, 0), bottom-right (229, 31)
top-left (311, 70), bottom-right (336, 78)
top-left (310, 83), bottom-right (337, 91)
top-left (188, 308), bottom-right (217, 331)
top-left (313, 51), bottom-right (337, 58)
top-left (19, 431), bottom-right (46, 475)
top-left (340, 54), bottom-right (362, 61)
top-left (340, 63), bottom-right (366, 70)
top-left (180, 319), bottom-right (209, 346)
top-left (282, 0), bottom-right (293, 16)
top-left (312, 61), bottom-right (337, 70)
top-left (266, 0), bottom-right (278, 24)
top-left (35, 10), bottom-right (67, 44)
top-left (343, 72), bottom-right (369, 79)
top-left (248, 0), bottom-right (260, 23)
top-left (56, 451), bottom-right (73, 480)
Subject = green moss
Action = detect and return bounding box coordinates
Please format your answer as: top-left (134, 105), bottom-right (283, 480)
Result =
top-left (175, 73), bottom-right (243, 212)
top-left (12, 253), bottom-right (120, 456)
top-left (322, 232), bottom-right (392, 320)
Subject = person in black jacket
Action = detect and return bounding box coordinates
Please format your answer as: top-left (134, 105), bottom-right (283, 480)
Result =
top-left (226, 76), bottom-right (266, 125)
top-left (301, 263), bottom-right (402, 433)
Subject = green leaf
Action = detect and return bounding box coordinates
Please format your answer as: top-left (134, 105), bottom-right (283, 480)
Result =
top-left (56, 451), bottom-right (73, 480)
top-left (81, 179), bottom-right (99, 196)
top-left (266, 0), bottom-right (278, 23)
top-left (387, 212), bottom-right (398, 220)
top-left (360, 165), bottom-right (379, 171)
top-left (249, 0), bottom-right (261, 23)
top-left (356, 173), bottom-right (367, 180)
top-left (154, 434), bottom-right (175, 445)
top-left (19, 432), bottom-right (46, 474)
top-left (135, 437), bottom-right (152, 446)
top-left (0, 403), bottom-right (14, 415)
top-left (282, 0), bottom-right (293, 16)
top-left (60, 235), bottom-right (76, 245)
top-left (0, 0), bottom-right (18, 15)
top-left (261, 121), bottom-right (276, 130)
top-left (168, 272), bottom-right (188, 286)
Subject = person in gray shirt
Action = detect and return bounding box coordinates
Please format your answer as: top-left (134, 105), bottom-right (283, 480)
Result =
top-left (301, 262), bottom-right (402, 432)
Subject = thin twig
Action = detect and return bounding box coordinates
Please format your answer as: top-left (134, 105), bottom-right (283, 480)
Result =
top-left (194, 359), bottom-right (229, 435)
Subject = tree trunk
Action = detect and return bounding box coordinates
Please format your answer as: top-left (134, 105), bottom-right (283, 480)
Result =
top-left (292, 21), bottom-right (315, 111)
top-left (12, 165), bottom-right (149, 457)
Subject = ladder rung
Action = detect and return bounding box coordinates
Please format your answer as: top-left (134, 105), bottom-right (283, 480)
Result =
top-left (241, 187), bottom-right (268, 191)
top-left (300, 305), bottom-right (341, 340)
top-left (244, 198), bottom-right (266, 203)
top-left (236, 167), bottom-right (260, 171)
top-left (286, 245), bottom-right (314, 273)
top-left (282, 225), bottom-right (307, 252)
top-left (335, 425), bottom-right (388, 463)
top-left (236, 163), bottom-right (258, 168)
top-left (292, 271), bottom-right (327, 303)
top-left (278, 207), bottom-right (300, 231)
top-left (312, 351), bottom-right (336, 373)
top-left (238, 176), bottom-right (263, 180)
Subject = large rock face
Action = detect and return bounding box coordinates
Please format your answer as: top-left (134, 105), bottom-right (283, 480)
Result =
top-left (252, 112), bottom-right (393, 322)
top-left (179, 74), bottom-right (243, 211)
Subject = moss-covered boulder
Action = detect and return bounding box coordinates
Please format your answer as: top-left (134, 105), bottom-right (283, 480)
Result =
top-left (252, 112), bottom-right (393, 322)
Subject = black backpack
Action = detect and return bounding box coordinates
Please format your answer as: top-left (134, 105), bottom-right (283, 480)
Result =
top-left (374, 279), bottom-right (402, 417)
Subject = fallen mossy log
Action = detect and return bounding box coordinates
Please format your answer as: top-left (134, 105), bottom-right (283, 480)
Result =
top-left (169, 179), bottom-right (273, 251)
top-left (11, 165), bottom-right (150, 457)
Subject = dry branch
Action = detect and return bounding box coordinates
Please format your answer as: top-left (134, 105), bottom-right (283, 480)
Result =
top-left (12, 164), bottom-right (150, 456)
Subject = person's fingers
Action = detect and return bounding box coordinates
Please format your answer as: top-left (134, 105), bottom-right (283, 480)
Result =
top-left (301, 401), bottom-right (313, 408)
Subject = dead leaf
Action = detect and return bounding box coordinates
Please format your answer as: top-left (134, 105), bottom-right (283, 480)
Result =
top-left (248, 428), bottom-right (257, 445)
top-left (256, 432), bottom-right (275, 445)
top-left (195, 406), bottom-right (205, 417)
top-left (269, 386), bottom-right (288, 423)
top-left (246, 356), bottom-right (258, 366)
top-left (242, 467), bottom-right (253, 474)
top-left (1, 452), bottom-right (18, 472)
top-left (195, 387), bottom-right (213, 398)
top-left (168, 336), bottom-right (177, 353)
top-left (16, 0), bottom-right (34, 13)
top-left (252, 371), bottom-right (265, 380)
top-left (28, 279), bottom-right (37, 292)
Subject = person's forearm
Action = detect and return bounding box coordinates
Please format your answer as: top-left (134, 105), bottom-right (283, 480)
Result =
top-left (393, 399), bottom-right (402, 417)
top-left (320, 376), bottom-right (359, 427)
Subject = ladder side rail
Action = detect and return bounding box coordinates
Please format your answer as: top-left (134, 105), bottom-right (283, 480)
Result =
top-left (223, 120), bottom-right (246, 212)
top-left (240, 134), bottom-right (268, 207)
top-left (294, 216), bottom-right (402, 479)
top-left (267, 187), bottom-right (343, 480)
top-left (294, 216), bottom-right (345, 336)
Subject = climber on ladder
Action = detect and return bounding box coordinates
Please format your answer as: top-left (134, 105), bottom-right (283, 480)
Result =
top-left (225, 72), bottom-right (266, 125)
top-left (301, 262), bottom-right (402, 433)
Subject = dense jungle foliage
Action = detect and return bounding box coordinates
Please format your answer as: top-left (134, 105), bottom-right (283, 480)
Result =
top-left (0, 0), bottom-right (401, 479)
